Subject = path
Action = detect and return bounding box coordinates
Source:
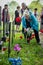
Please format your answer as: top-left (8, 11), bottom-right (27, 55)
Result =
top-left (39, 33), bottom-right (43, 48)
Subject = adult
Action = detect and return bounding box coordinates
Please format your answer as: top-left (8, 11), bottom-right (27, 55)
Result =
top-left (21, 3), bottom-right (26, 16)
top-left (2, 4), bottom-right (10, 36)
top-left (22, 10), bottom-right (40, 44)
top-left (21, 3), bottom-right (27, 35)
top-left (33, 8), bottom-right (39, 18)
top-left (40, 7), bottom-right (43, 30)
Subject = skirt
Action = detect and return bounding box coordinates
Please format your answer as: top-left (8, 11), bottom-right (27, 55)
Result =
top-left (15, 19), bottom-right (21, 25)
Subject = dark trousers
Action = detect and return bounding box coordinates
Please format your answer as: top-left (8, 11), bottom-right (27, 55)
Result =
top-left (3, 21), bottom-right (9, 37)
top-left (22, 27), bottom-right (40, 43)
top-left (22, 27), bottom-right (31, 43)
top-left (33, 29), bottom-right (40, 43)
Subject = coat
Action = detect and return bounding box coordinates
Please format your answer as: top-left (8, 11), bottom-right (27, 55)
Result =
top-left (22, 11), bottom-right (39, 31)
top-left (2, 8), bottom-right (10, 22)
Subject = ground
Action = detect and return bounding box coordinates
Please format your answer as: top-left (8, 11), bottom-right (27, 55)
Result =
top-left (0, 33), bottom-right (43, 65)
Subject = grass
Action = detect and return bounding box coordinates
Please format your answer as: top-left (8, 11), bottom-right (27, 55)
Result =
top-left (0, 33), bottom-right (43, 65)
top-left (0, 20), bottom-right (43, 65)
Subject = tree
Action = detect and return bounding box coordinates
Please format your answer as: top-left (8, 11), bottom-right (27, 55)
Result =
top-left (29, 0), bottom-right (42, 13)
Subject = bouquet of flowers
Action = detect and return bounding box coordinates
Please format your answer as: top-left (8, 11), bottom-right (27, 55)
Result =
top-left (16, 17), bottom-right (21, 23)
top-left (14, 44), bottom-right (21, 55)
top-left (27, 28), bottom-right (32, 37)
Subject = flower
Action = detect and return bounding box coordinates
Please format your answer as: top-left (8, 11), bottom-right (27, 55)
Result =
top-left (2, 47), bottom-right (7, 51)
top-left (40, 29), bottom-right (43, 33)
top-left (31, 36), bottom-right (34, 39)
top-left (14, 44), bottom-right (21, 52)
top-left (20, 36), bottom-right (23, 39)
top-left (9, 57), bottom-right (22, 65)
top-left (32, 34), bottom-right (35, 37)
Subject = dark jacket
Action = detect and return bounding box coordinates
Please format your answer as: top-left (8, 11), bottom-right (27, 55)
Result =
top-left (2, 8), bottom-right (10, 22)
top-left (15, 10), bottom-right (19, 23)
top-left (22, 11), bottom-right (39, 31)
top-left (15, 10), bottom-right (19, 18)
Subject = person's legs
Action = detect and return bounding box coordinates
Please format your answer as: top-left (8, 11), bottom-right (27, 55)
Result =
top-left (3, 21), bottom-right (6, 37)
top-left (22, 27), bottom-right (26, 38)
top-left (34, 29), bottom-right (40, 43)
top-left (16, 25), bottom-right (18, 31)
top-left (24, 32), bottom-right (27, 39)
top-left (22, 27), bottom-right (24, 34)
top-left (6, 22), bottom-right (9, 36)
top-left (18, 25), bottom-right (19, 29)
top-left (6, 22), bottom-right (9, 33)
top-left (27, 36), bottom-right (30, 43)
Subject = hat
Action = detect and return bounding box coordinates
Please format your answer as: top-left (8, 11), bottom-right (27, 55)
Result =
top-left (23, 9), bottom-right (29, 16)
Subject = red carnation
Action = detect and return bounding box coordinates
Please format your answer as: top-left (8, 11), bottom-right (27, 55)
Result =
top-left (40, 29), bottom-right (43, 33)
top-left (16, 17), bottom-right (21, 23)
top-left (2, 47), bottom-right (7, 51)
top-left (20, 36), bottom-right (23, 39)
top-left (32, 34), bottom-right (35, 37)
top-left (31, 36), bottom-right (34, 39)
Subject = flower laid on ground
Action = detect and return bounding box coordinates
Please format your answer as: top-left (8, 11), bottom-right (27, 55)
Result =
top-left (9, 57), bottom-right (22, 65)
top-left (40, 29), bottom-right (43, 33)
top-left (2, 47), bottom-right (7, 51)
top-left (20, 36), bottom-right (23, 39)
top-left (14, 44), bottom-right (21, 52)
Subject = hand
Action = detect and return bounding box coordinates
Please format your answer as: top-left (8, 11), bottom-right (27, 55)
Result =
top-left (24, 28), bottom-right (27, 32)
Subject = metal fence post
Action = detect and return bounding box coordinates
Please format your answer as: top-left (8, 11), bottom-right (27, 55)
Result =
top-left (8, 22), bottom-right (11, 57)
top-left (0, 6), bottom-right (2, 41)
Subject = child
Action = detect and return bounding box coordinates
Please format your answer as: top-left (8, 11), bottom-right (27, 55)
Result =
top-left (2, 4), bottom-right (10, 36)
top-left (15, 6), bottom-right (21, 31)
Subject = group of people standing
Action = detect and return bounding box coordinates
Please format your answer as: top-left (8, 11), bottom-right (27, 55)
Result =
top-left (2, 3), bottom-right (43, 44)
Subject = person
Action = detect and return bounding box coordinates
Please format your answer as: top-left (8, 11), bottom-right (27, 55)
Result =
top-left (15, 6), bottom-right (21, 31)
top-left (21, 3), bottom-right (26, 16)
top-left (22, 9), bottom-right (40, 44)
top-left (33, 8), bottom-right (40, 32)
top-left (21, 3), bottom-right (27, 34)
top-left (40, 7), bottom-right (43, 31)
top-left (39, 7), bottom-right (43, 44)
top-left (33, 8), bottom-right (39, 18)
top-left (22, 10), bottom-right (32, 43)
top-left (2, 4), bottom-right (10, 36)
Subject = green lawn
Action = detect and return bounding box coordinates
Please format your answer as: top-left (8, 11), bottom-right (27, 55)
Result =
top-left (0, 33), bottom-right (43, 65)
